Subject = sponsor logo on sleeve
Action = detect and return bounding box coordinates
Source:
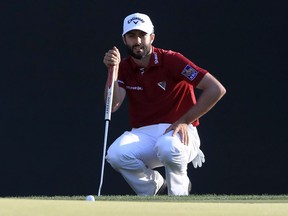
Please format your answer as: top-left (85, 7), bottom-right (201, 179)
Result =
top-left (118, 80), bottom-right (125, 85)
top-left (181, 65), bottom-right (199, 81)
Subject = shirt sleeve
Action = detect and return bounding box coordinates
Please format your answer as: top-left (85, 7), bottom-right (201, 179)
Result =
top-left (117, 61), bottom-right (127, 89)
top-left (167, 51), bottom-right (208, 87)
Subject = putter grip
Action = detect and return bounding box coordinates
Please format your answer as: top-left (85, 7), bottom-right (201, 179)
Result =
top-left (105, 66), bottom-right (116, 121)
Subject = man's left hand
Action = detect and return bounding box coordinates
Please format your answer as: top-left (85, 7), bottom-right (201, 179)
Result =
top-left (164, 122), bottom-right (189, 145)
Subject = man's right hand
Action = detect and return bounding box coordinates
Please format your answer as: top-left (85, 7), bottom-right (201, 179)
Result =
top-left (103, 46), bottom-right (121, 68)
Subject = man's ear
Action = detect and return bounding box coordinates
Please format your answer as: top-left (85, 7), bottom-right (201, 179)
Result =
top-left (122, 36), bottom-right (127, 45)
top-left (151, 34), bottom-right (155, 44)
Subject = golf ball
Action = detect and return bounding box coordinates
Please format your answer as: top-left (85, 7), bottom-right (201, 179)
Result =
top-left (86, 195), bottom-right (95, 201)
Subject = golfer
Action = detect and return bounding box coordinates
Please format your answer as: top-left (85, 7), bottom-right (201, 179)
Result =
top-left (103, 12), bottom-right (226, 195)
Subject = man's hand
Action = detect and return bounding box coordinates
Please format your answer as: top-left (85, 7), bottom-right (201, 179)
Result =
top-left (103, 46), bottom-right (121, 68)
top-left (164, 122), bottom-right (190, 145)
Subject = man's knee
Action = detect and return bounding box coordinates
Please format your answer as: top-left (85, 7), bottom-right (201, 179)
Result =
top-left (155, 135), bottom-right (183, 164)
top-left (106, 148), bottom-right (122, 169)
top-left (106, 147), bottom-right (142, 171)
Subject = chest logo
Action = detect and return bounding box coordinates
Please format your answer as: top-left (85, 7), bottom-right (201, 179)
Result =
top-left (157, 81), bottom-right (166, 91)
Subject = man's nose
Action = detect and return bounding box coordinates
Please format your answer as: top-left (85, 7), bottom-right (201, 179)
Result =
top-left (136, 36), bottom-right (141, 44)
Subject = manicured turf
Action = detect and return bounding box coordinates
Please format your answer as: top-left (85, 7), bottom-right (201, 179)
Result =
top-left (0, 195), bottom-right (287, 216)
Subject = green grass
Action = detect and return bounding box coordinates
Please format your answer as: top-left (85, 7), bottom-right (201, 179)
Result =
top-left (9, 194), bottom-right (288, 202)
top-left (1, 195), bottom-right (288, 216)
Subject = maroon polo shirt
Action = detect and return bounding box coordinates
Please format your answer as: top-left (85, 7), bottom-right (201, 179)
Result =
top-left (118, 47), bottom-right (208, 128)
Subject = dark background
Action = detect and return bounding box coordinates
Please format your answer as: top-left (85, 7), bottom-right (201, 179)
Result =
top-left (1, 0), bottom-right (287, 196)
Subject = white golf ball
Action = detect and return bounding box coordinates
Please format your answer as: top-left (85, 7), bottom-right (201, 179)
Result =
top-left (86, 195), bottom-right (95, 201)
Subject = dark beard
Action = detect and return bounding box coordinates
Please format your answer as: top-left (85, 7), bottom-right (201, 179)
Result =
top-left (125, 44), bottom-right (150, 60)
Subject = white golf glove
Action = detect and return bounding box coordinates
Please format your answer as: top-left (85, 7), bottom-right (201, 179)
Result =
top-left (192, 149), bottom-right (205, 168)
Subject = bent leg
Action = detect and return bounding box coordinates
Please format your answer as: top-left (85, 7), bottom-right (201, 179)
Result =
top-left (154, 126), bottom-right (200, 195)
top-left (106, 130), bottom-right (164, 195)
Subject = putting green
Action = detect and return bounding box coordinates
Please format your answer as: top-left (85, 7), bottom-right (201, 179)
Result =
top-left (0, 198), bottom-right (287, 216)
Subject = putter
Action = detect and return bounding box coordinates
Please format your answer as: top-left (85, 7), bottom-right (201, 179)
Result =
top-left (98, 65), bottom-right (116, 196)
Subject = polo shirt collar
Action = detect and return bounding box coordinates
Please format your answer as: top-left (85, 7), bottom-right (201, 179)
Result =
top-left (128, 46), bottom-right (161, 70)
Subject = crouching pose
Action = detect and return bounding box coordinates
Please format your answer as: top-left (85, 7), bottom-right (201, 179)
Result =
top-left (103, 13), bottom-right (226, 195)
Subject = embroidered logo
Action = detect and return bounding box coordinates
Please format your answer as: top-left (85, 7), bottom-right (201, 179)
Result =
top-left (181, 65), bottom-right (199, 81)
top-left (157, 81), bottom-right (166, 91)
top-left (140, 67), bottom-right (145, 76)
top-left (154, 52), bottom-right (159, 64)
top-left (126, 85), bottom-right (143, 91)
top-left (128, 17), bottom-right (145, 25)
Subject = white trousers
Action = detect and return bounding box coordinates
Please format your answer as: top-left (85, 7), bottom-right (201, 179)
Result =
top-left (106, 123), bottom-right (201, 196)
